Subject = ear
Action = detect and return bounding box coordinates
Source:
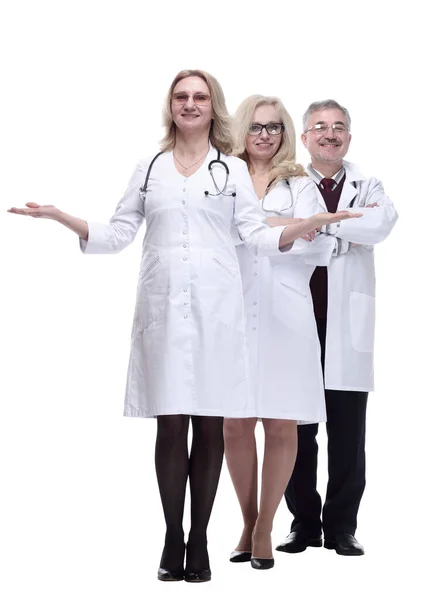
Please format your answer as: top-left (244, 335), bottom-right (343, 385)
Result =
top-left (301, 132), bottom-right (308, 148)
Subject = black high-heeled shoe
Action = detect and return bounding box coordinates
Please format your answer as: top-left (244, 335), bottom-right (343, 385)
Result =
top-left (157, 567), bottom-right (185, 582)
top-left (158, 539), bottom-right (185, 582)
top-left (229, 550), bottom-right (252, 563)
top-left (251, 556), bottom-right (275, 570)
top-left (184, 536), bottom-right (211, 582)
top-left (184, 568), bottom-right (211, 582)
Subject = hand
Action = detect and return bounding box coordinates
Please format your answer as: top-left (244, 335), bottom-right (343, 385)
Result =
top-left (302, 229), bottom-right (317, 241)
top-left (7, 202), bottom-right (61, 220)
top-left (311, 210), bottom-right (362, 228)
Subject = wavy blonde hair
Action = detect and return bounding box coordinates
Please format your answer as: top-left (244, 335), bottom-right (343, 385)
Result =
top-left (233, 95), bottom-right (306, 186)
top-left (160, 69), bottom-right (233, 154)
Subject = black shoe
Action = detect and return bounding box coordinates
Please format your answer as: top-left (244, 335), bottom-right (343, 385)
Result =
top-left (251, 557), bottom-right (274, 570)
top-left (157, 567), bottom-right (184, 582)
top-left (324, 534), bottom-right (364, 556)
top-left (158, 539), bottom-right (186, 581)
top-left (275, 531), bottom-right (322, 553)
top-left (229, 550), bottom-right (252, 563)
top-left (184, 568), bottom-right (212, 582)
top-left (184, 535), bottom-right (211, 582)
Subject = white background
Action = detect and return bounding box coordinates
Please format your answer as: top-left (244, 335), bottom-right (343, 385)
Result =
top-left (1, 1), bottom-right (442, 598)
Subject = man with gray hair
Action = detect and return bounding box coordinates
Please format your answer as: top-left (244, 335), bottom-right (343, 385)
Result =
top-left (276, 99), bottom-right (398, 556)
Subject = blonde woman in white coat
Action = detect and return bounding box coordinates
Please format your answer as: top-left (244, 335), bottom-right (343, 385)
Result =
top-left (224, 96), bottom-right (342, 570)
top-left (8, 74), bottom-right (359, 583)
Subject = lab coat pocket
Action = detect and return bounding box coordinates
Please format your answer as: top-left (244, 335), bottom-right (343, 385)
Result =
top-left (199, 254), bottom-right (243, 332)
top-left (272, 269), bottom-right (314, 339)
top-left (212, 257), bottom-right (235, 278)
top-left (349, 292), bottom-right (375, 353)
top-left (134, 254), bottom-right (170, 332)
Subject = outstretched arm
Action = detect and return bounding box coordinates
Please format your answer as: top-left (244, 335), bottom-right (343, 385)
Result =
top-left (8, 162), bottom-right (147, 254)
top-left (8, 203), bottom-right (89, 239)
top-left (233, 161), bottom-right (361, 255)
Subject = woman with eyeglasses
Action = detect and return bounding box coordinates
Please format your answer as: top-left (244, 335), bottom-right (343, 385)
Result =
top-left (8, 72), bottom-right (359, 583)
top-left (224, 95), bottom-right (342, 570)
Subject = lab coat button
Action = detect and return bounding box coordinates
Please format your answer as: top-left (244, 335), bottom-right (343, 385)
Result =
top-left (183, 257), bottom-right (187, 261)
top-left (182, 200), bottom-right (186, 204)
top-left (253, 302), bottom-right (257, 305)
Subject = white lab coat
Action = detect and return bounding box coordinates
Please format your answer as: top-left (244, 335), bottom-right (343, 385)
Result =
top-left (236, 176), bottom-right (336, 421)
top-left (80, 147), bottom-right (287, 418)
top-left (307, 160), bottom-right (399, 392)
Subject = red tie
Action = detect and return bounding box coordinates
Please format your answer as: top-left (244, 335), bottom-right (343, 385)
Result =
top-left (321, 178), bottom-right (335, 192)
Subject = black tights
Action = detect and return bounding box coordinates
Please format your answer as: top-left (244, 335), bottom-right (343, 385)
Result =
top-left (155, 414), bottom-right (224, 572)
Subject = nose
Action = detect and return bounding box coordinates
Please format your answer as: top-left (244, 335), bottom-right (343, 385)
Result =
top-left (259, 126), bottom-right (270, 140)
top-left (183, 95), bottom-right (196, 110)
top-left (324, 127), bottom-right (339, 141)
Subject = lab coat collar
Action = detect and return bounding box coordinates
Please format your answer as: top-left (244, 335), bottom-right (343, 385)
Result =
top-left (307, 160), bottom-right (365, 184)
top-left (342, 160), bottom-right (366, 183)
top-left (307, 160), bottom-right (364, 211)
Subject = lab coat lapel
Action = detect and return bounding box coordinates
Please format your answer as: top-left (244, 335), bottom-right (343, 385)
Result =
top-left (313, 184), bottom-right (328, 212)
top-left (338, 160), bottom-right (366, 210)
top-left (338, 180), bottom-right (358, 210)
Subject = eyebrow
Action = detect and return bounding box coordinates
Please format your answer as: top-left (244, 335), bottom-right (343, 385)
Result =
top-left (315, 120), bottom-right (346, 125)
top-left (173, 90), bottom-right (209, 95)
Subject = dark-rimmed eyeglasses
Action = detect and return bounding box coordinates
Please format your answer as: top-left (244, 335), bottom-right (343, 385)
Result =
top-left (305, 123), bottom-right (349, 134)
top-left (247, 122), bottom-right (284, 136)
top-left (171, 92), bottom-right (211, 106)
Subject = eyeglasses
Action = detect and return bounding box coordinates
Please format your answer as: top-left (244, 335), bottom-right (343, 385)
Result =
top-left (305, 123), bottom-right (349, 134)
top-left (171, 92), bottom-right (211, 106)
top-left (247, 122), bottom-right (285, 136)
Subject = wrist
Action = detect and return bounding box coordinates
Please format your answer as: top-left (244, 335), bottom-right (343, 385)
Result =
top-left (53, 208), bottom-right (64, 222)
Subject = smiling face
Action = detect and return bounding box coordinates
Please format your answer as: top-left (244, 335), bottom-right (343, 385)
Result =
top-left (245, 104), bottom-right (283, 163)
top-left (170, 76), bottom-right (213, 136)
top-left (301, 107), bottom-right (351, 170)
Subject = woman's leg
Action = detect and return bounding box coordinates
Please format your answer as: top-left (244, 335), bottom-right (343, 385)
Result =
top-left (223, 418), bottom-right (258, 552)
top-left (187, 415), bottom-right (225, 573)
top-left (253, 419), bottom-right (298, 558)
top-left (155, 414), bottom-right (190, 572)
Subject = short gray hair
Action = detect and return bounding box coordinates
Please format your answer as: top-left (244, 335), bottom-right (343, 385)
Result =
top-left (302, 99), bottom-right (351, 132)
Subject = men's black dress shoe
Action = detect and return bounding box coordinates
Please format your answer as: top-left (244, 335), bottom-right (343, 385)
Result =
top-left (184, 568), bottom-right (212, 582)
top-left (230, 550), bottom-right (252, 563)
top-left (275, 531), bottom-right (323, 553)
top-left (324, 534), bottom-right (364, 556)
top-left (251, 557), bottom-right (274, 570)
top-left (157, 568), bottom-right (184, 582)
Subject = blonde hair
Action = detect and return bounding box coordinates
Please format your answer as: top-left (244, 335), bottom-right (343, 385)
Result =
top-left (233, 95), bottom-right (306, 186)
top-left (160, 69), bottom-right (233, 154)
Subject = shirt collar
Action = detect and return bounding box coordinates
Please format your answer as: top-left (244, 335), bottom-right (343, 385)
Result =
top-left (308, 164), bottom-right (345, 184)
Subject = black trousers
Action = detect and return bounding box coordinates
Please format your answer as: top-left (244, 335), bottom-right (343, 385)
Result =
top-left (284, 318), bottom-right (368, 538)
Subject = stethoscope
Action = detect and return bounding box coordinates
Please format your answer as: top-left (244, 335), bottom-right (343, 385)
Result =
top-left (261, 179), bottom-right (294, 213)
top-left (139, 148), bottom-right (235, 202)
